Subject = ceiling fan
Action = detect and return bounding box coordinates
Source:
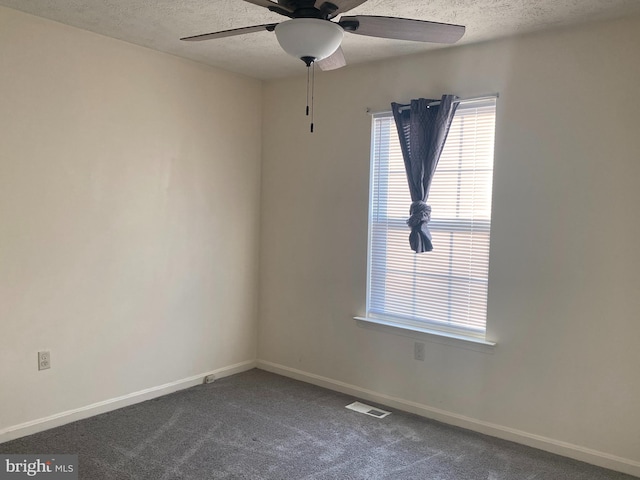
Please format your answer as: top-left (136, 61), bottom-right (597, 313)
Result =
top-left (181, 0), bottom-right (465, 132)
top-left (180, 0), bottom-right (465, 70)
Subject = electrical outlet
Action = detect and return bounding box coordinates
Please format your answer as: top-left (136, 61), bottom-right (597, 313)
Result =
top-left (204, 374), bottom-right (216, 384)
top-left (414, 342), bottom-right (425, 361)
top-left (38, 351), bottom-right (51, 370)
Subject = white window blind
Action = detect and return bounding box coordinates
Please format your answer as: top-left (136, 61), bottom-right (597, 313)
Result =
top-left (368, 98), bottom-right (496, 336)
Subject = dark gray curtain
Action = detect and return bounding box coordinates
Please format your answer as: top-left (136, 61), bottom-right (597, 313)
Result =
top-left (391, 95), bottom-right (459, 253)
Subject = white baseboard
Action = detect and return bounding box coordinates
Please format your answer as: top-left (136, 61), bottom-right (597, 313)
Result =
top-left (257, 359), bottom-right (640, 478)
top-left (0, 359), bottom-right (256, 444)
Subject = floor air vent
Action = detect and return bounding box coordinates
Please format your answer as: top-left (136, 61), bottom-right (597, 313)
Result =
top-left (345, 401), bottom-right (391, 418)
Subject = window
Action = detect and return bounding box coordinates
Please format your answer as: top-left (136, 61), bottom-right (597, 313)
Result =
top-left (366, 98), bottom-right (496, 339)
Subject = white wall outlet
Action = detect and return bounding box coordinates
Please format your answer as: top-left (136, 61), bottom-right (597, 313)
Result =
top-left (204, 374), bottom-right (216, 384)
top-left (38, 351), bottom-right (51, 370)
top-left (414, 342), bottom-right (425, 361)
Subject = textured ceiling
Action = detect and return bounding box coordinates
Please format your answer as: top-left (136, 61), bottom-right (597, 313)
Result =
top-left (2, 0), bottom-right (640, 79)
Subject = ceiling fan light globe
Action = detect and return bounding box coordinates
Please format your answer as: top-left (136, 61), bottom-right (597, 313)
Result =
top-left (275, 18), bottom-right (344, 62)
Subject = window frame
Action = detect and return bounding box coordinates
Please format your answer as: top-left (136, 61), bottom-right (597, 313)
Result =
top-left (359, 98), bottom-right (497, 346)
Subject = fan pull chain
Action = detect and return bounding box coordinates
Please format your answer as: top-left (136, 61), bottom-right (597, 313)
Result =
top-left (306, 64), bottom-right (310, 117)
top-left (303, 58), bottom-right (315, 133)
top-left (310, 61), bottom-right (315, 133)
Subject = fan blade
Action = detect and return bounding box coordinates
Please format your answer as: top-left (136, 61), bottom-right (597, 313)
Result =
top-left (340, 16), bottom-right (465, 44)
top-left (243, 0), bottom-right (293, 12)
top-left (180, 24), bottom-right (278, 42)
top-left (316, 0), bottom-right (368, 17)
top-left (317, 46), bottom-right (347, 71)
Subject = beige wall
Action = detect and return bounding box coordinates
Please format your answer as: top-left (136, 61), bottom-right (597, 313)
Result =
top-left (259, 15), bottom-right (640, 472)
top-left (0, 7), bottom-right (262, 432)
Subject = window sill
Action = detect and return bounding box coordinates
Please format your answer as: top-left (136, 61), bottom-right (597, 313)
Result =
top-left (354, 316), bottom-right (496, 352)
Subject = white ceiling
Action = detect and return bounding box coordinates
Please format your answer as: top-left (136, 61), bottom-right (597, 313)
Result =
top-left (2, 0), bottom-right (640, 80)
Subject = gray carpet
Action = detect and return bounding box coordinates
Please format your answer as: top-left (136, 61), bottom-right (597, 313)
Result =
top-left (0, 369), bottom-right (635, 479)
